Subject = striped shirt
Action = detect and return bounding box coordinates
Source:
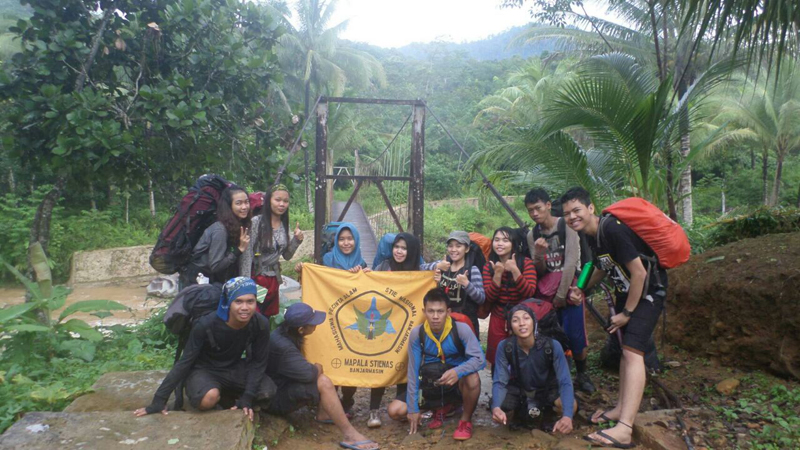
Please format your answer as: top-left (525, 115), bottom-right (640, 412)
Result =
top-left (482, 258), bottom-right (538, 315)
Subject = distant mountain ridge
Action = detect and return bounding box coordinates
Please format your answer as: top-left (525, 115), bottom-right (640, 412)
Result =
top-left (386, 24), bottom-right (556, 61)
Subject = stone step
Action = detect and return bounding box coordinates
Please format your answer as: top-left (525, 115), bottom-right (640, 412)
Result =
top-left (65, 370), bottom-right (185, 413)
top-left (0, 410), bottom-right (254, 450)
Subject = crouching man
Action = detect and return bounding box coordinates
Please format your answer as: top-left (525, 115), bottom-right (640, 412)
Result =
top-left (134, 277), bottom-right (273, 422)
top-left (400, 287), bottom-right (485, 441)
top-left (492, 304), bottom-right (576, 434)
top-left (265, 303), bottom-right (379, 450)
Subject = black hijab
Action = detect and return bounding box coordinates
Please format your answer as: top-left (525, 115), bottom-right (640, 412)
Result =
top-left (390, 232), bottom-right (421, 271)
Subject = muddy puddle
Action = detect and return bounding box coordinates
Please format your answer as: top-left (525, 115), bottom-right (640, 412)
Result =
top-left (0, 276), bottom-right (168, 326)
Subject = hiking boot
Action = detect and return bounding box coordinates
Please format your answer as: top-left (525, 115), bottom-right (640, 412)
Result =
top-left (427, 404), bottom-right (456, 429)
top-left (367, 410), bottom-right (382, 428)
top-left (453, 420), bottom-right (473, 440)
top-left (575, 372), bottom-right (597, 393)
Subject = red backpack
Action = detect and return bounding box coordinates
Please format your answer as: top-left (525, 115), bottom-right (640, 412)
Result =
top-left (601, 198), bottom-right (690, 269)
top-left (150, 175), bottom-right (230, 274)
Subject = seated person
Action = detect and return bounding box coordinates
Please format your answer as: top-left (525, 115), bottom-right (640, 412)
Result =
top-left (492, 304), bottom-right (575, 434)
top-left (396, 287), bottom-right (485, 441)
top-left (134, 277), bottom-right (272, 422)
top-left (266, 303), bottom-right (379, 450)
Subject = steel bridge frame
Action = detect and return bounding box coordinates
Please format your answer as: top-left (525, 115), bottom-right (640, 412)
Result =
top-left (313, 97), bottom-right (426, 263)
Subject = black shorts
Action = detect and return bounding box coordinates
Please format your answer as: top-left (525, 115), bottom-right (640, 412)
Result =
top-left (616, 290), bottom-right (664, 355)
top-left (500, 383), bottom-right (560, 414)
top-left (395, 383), bottom-right (408, 401)
top-left (267, 381), bottom-right (320, 415)
top-left (185, 362), bottom-right (276, 409)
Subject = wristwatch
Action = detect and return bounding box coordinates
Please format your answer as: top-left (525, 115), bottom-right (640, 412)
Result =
top-left (621, 308), bottom-right (633, 318)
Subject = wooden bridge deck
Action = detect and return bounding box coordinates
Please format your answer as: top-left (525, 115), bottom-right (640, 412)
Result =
top-left (331, 201), bottom-right (378, 266)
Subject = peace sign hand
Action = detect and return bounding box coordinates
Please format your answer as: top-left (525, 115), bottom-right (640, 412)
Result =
top-left (294, 222), bottom-right (304, 241)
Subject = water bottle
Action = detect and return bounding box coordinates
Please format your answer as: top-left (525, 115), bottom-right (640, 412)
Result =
top-left (576, 261), bottom-right (594, 290)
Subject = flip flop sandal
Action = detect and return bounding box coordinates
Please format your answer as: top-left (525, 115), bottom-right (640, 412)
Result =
top-left (591, 409), bottom-right (615, 425)
top-left (339, 439), bottom-right (380, 450)
top-left (583, 430), bottom-right (635, 449)
top-left (315, 418), bottom-right (334, 424)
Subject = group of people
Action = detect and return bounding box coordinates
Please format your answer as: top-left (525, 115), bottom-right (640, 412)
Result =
top-left (135, 182), bottom-right (667, 450)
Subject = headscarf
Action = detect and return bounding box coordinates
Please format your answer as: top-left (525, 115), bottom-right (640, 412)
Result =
top-left (390, 232), bottom-right (421, 272)
top-left (322, 223), bottom-right (366, 270)
top-left (506, 303), bottom-right (538, 339)
top-left (373, 233), bottom-right (397, 270)
top-left (217, 277), bottom-right (258, 321)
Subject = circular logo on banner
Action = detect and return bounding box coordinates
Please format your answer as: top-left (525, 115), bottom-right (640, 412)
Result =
top-left (334, 290), bottom-right (410, 357)
top-left (331, 358), bottom-right (342, 369)
top-left (395, 362), bottom-right (406, 372)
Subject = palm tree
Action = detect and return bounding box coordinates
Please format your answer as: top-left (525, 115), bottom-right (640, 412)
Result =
top-left (477, 53), bottom-right (735, 208)
top-left (711, 61), bottom-right (800, 206)
top-left (269, 0), bottom-right (385, 206)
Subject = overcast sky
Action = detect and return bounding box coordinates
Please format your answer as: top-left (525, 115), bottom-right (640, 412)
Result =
top-left (326, 0), bottom-right (613, 48)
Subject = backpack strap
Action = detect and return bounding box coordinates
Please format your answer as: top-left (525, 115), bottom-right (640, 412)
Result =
top-left (557, 216), bottom-right (567, 246)
top-left (504, 336), bottom-right (521, 379)
top-left (419, 317), bottom-right (465, 362)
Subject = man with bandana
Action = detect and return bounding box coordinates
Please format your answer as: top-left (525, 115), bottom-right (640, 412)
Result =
top-left (134, 277), bottom-right (273, 422)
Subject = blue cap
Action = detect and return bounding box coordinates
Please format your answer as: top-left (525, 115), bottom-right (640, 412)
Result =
top-left (284, 303), bottom-right (326, 328)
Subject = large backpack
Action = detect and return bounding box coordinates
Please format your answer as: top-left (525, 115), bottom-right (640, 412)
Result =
top-left (600, 198), bottom-right (690, 269)
top-left (468, 232), bottom-right (491, 261)
top-left (521, 299), bottom-right (572, 357)
top-left (321, 222), bottom-right (345, 257)
top-left (150, 174), bottom-right (230, 274)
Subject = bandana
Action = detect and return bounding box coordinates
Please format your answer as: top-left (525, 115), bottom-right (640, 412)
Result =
top-left (272, 183), bottom-right (289, 193)
top-left (217, 277), bottom-right (258, 321)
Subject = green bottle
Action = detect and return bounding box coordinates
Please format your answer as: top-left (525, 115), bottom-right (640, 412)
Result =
top-left (576, 261), bottom-right (594, 290)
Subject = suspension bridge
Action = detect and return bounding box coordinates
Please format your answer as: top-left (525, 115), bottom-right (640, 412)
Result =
top-left (273, 96), bottom-right (525, 263)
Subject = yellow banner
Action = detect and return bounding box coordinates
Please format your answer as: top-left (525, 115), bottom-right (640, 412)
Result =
top-left (301, 264), bottom-right (435, 387)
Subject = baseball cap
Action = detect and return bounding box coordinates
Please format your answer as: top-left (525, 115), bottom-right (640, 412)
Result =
top-left (446, 231), bottom-right (470, 246)
top-left (284, 303), bottom-right (326, 328)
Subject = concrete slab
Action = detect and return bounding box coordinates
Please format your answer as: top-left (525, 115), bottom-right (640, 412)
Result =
top-left (65, 370), bottom-right (181, 413)
top-left (70, 245), bottom-right (158, 285)
top-left (0, 410), bottom-right (254, 450)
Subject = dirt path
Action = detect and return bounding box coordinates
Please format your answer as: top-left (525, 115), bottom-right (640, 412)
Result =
top-left (0, 276), bottom-right (167, 326)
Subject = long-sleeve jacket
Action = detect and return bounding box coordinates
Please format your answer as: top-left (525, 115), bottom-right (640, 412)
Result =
top-left (482, 258), bottom-right (538, 316)
top-left (147, 313), bottom-right (270, 411)
top-left (528, 218), bottom-right (580, 304)
top-left (405, 321), bottom-right (486, 413)
top-left (492, 337), bottom-right (574, 419)
top-left (266, 328), bottom-right (319, 387)
top-left (240, 215), bottom-right (301, 279)
top-left (190, 222), bottom-right (241, 284)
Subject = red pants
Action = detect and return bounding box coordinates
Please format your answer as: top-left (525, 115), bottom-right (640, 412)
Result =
top-left (254, 275), bottom-right (280, 317)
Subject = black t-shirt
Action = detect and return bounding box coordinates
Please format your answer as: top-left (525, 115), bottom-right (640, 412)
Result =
top-left (585, 217), bottom-right (668, 297)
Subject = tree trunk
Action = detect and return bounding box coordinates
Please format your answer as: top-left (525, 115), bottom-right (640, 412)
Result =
top-left (304, 80), bottom-right (312, 213)
top-left (28, 176), bottom-right (67, 265)
top-left (761, 148), bottom-right (769, 205)
top-left (796, 182), bottom-right (800, 208)
top-left (721, 189), bottom-right (726, 214)
top-left (679, 131), bottom-right (693, 225)
top-left (665, 143), bottom-right (679, 220)
top-left (74, 9), bottom-right (113, 93)
top-left (750, 147), bottom-right (755, 169)
top-left (149, 178), bottom-right (156, 217)
top-left (89, 183), bottom-right (97, 210)
top-left (7, 168), bottom-right (14, 192)
top-left (770, 150), bottom-right (785, 206)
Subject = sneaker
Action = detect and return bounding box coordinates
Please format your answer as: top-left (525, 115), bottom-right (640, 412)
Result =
top-left (427, 404), bottom-right (456, 429)
top-left (575, 372), bottom-right (597, 393)
top-left (453, 420), bottom-right (473, 440)
top-left (367, 410), bottom-right (382, 428)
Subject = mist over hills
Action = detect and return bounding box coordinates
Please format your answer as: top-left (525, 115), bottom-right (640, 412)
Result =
top-left (381, 24), bottom-right (555, 61)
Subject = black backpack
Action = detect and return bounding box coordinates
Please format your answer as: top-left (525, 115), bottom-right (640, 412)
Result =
top-left (504, 335), bottom-right (556, 381)
top-left (164, 283), bottom-right (222, 335)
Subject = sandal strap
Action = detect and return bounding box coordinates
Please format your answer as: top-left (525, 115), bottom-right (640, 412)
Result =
top-left (619, 421), bottom-right (633, 429)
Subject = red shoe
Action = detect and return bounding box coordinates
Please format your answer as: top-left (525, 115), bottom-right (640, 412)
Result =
top-left (427, 404), bottom-right (456, 429)
top-left (453, 420), bottom-right (473, 440)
